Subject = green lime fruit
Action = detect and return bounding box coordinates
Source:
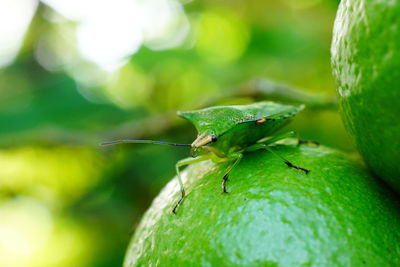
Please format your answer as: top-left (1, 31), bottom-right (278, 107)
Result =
top-left (331, 0), bottom-right (400, 190)
top-left (124, 144), bottom-right (400, 266)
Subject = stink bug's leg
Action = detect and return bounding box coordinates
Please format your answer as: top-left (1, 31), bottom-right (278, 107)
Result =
top-left (245, 143), bottom-right (310, 174)
top-left (222, 152), bottom-right (243, 193)
top-left (172, 155), bottom-right (211, 214)
top-left (263, 146), bottom-right (310, 174)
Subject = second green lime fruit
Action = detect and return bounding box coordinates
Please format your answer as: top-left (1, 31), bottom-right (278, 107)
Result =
top-left (331, 0), bottom-right (400, 190)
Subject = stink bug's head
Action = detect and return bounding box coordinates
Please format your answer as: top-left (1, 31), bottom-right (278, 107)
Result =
top-left (190, 133), bottom-right (218, 157)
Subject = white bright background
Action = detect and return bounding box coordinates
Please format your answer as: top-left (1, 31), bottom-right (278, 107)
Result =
top-left (0, 0), bottom-right (189, 71)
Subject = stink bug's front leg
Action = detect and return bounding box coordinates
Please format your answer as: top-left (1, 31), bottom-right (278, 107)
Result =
top-left (221, 152), bottom-right (243, 193)
top-left (172, 155), bottom-right (211, 214)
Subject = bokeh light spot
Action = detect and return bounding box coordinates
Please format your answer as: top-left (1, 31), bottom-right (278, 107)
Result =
top-left (104, 64), bottom-right (154, 109)
top-left (0, 146), bottom-right (104, 205)
top-left (0, 0), bottom-right (37, 68)
top-left (42, 0), bottom-right (189, 70)
top-left (0, 197), bottom-right (53, 266)
top-left (195, 10), bottom-right (250, 64)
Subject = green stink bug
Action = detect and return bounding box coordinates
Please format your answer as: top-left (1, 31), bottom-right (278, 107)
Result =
top-left (102, 101), bottom-right (311, 213)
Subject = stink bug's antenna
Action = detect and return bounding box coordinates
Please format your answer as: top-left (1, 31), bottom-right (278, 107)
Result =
top-left (101, 140), bottom-right (191, 147)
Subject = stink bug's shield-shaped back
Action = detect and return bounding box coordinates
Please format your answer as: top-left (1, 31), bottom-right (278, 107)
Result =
top-left (178, 101), bottom-right (304, 156)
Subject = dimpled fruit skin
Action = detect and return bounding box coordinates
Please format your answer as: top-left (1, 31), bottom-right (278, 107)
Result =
top-left (124, 145), bottom-right (400, 267)
top-left (331, 0), bottom-right (400, 190)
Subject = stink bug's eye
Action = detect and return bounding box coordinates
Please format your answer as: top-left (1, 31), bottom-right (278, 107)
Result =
top-left (211, 135), bottom-right (217, 142)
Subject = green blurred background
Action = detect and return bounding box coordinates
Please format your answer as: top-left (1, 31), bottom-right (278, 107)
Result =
top-left (0, 0), bottom-right (349, 266)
